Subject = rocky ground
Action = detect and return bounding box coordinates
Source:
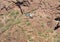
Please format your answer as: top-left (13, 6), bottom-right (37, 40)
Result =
top-left (0, 0), bottom-right (60, 42)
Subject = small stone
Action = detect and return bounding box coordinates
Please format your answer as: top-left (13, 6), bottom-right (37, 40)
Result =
top-left (25, 13), bottom-right (34, 19)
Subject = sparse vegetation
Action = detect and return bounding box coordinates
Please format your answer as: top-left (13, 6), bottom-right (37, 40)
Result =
top-left (15, 18), bottom-right (21, 24)
top-left (41, 23), bottom-right (45, 28)
top-left (46, 29), bottom-right (54, 33)
top-left (0, 0), bottom-right (60, 42)
top-left (55, 38), bottom-right (60, 42)
top-left (25, 20), bottom-right (31, 26)
top-left (27, 35), bottom-right (34, 42)
top-left (40, 16), bottom-right (42, 18)
top-left (5, 18), bottom-right (14, 23)
top-left (47, 16), bottom-right (50, 19)
top-left (54, 33), bottom-right (60, 42)
top-left (0, 23), bottom-right (4, 28)
top-left (9, 10), bottom-right (19, 18)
